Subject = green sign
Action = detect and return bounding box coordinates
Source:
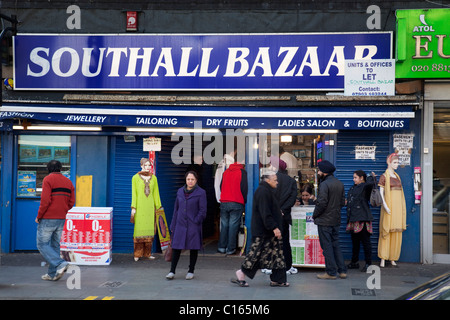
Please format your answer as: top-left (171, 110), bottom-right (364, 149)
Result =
top-left (396, 8), bottom-right (450, 78)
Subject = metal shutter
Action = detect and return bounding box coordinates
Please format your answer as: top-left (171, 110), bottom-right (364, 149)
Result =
top-left (334, 130), bottom-right (390, 262)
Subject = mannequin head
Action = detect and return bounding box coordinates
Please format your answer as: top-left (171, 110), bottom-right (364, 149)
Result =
top-left (387, 153), bottom-right (399, 171)
top-left (140, 157), bottom-right (152, 172)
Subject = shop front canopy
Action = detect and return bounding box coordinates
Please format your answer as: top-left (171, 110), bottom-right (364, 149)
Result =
top-left (0, 103), bottom-right (415, 131)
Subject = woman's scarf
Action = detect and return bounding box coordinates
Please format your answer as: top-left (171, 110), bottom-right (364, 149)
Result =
top-left (183, 184), bottom-right (197, 195)
top-left (381, 169), bottom-right (407, 238)
top-left (138, 171), bottom-right (152, 176)
top-left (138, 172), bottom-right (152, 197)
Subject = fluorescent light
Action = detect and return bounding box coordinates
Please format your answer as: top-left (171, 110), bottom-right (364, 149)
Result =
top-left (244, 129), bottom-right (339, 134)
top-left (126, 127), bottom-right (220, 133)
top-left (13, 125), bottom-right (102, 131)
top-left (280, 135), bottom-right (293, 143)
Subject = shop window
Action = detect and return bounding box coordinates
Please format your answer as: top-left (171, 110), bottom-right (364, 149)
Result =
top-left (433, 103), bottom-right (450, 255)
top-left (17, 135), bottom-right (71, 197)
top-left (260, 134), bottom-right (320, 195)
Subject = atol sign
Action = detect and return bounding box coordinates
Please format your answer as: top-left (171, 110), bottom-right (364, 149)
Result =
top-left (13, 32), bottom-right (392, 91)
top-left (396, 8), bottom-right (450, 78)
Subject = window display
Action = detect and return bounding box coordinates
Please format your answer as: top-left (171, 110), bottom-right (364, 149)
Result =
top-left (17, 135), bottom-right (71, 197)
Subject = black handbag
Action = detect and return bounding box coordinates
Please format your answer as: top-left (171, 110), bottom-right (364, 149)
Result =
top-left (370, 174), bottom-right (383, 207)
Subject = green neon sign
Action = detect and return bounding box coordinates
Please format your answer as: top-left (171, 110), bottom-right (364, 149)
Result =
top-left (396, 8), bottom-right (450, 78)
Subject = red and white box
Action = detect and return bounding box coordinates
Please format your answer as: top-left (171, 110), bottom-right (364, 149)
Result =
top-left (60, 207), bottom-right (113, 265)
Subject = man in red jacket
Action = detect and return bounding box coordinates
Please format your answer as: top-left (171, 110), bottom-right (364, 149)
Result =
top-left (218, 162), bottom-right (248, 255)
top-left (35, 160), bottom-right (75, 281)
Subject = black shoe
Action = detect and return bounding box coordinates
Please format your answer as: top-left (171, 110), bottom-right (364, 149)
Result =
top-left (347, 262), bottom-right (360, 269)
top-left (361, 263), bottom-right (371, 272)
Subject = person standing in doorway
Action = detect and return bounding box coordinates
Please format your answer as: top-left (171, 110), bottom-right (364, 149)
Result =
top-left (214, 147), bottom-right (236, 203)
top-left (313, 160), bottom-right (347, 280)
top-left (166, 171), bottom-right (207, 280)
top-left (218, 161), bottom-right (248, 255)
top-left (35, 160), bottom-right (75, 281)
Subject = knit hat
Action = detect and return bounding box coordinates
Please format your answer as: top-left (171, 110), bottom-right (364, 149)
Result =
top-left (270, 156), bottom-right (287, 171)
top-left (318, 160), bottom-right (336, 174)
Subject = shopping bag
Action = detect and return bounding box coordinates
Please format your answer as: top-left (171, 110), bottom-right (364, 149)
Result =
top-left (164, 242), bottom-right (172, 262)
top-left (155, 207), bottom-right (171, 251)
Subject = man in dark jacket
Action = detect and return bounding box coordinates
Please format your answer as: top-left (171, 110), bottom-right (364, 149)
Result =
top-left (231, 171), bottom-right (289, 287)
top-left (313, 160), bottom-right (347, 280)
top-left (35, 160), bottom-right (75, 281)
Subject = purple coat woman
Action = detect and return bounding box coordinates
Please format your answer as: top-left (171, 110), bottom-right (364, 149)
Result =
top-left (170, 185), bottom-right (207, 250)
top-left (167, 171), bottom-right (207, 280)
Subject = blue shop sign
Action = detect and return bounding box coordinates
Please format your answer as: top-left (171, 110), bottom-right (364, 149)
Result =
top-left (0, 105), bottom-right (412, 130)
top-left (14, 33), bottom-right (392, 91)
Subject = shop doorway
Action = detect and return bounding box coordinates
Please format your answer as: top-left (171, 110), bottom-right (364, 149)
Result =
top-left (432, 102), bottom-right (450, 256)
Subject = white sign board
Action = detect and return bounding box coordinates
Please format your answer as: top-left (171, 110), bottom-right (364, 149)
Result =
top-left (344, 59), bottom-right (395, 96)
top-left (143, 137), bottom-right (161, 152)
top-left (355, 145), bottom-right (376, 160)
top-left (393, 133), bottom-right (414, 166)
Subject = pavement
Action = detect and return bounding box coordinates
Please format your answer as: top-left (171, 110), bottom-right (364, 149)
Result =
top-left (0, 248), bottom-right (449, 303)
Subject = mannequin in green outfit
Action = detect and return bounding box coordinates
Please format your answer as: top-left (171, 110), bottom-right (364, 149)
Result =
top-left (131, 158), bottom-right (162, 261)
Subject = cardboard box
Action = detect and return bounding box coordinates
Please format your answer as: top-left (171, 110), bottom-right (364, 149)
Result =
top-left (60, 207), bottom-right (113, 265)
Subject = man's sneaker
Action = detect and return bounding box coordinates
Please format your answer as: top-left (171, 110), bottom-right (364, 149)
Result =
top-left (54, 263), bottom-right (69, 281)
top-left (286, 267), bottom-right (298, 275)
top-left (41, 274), bottom-right (55, 281)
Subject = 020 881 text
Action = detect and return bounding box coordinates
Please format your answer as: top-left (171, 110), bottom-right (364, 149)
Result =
top-left (411, 63), bottom-right (450, 72)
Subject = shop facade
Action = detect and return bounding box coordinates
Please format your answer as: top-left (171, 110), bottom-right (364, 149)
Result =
top-left (0, 0), bottom-right (442, 263)
top-left (0, 28), bottom-right (425, 264)
top-left (395, 8), bottom-right (450, 264)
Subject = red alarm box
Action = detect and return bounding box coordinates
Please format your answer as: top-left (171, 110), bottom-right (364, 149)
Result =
top-left (127, 11), bottom-right (138, 31)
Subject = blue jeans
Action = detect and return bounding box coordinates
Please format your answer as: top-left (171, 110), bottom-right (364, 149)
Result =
top-left (218, 202), bottom-right (244, 254)
top-left (317, 225), bottom-right (347, 276)
top-left (36, 219), bottom-right (69, 277)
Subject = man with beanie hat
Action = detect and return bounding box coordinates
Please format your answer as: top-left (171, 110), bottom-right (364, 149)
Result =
top-left (313, 160), bottom-right (347, 280)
